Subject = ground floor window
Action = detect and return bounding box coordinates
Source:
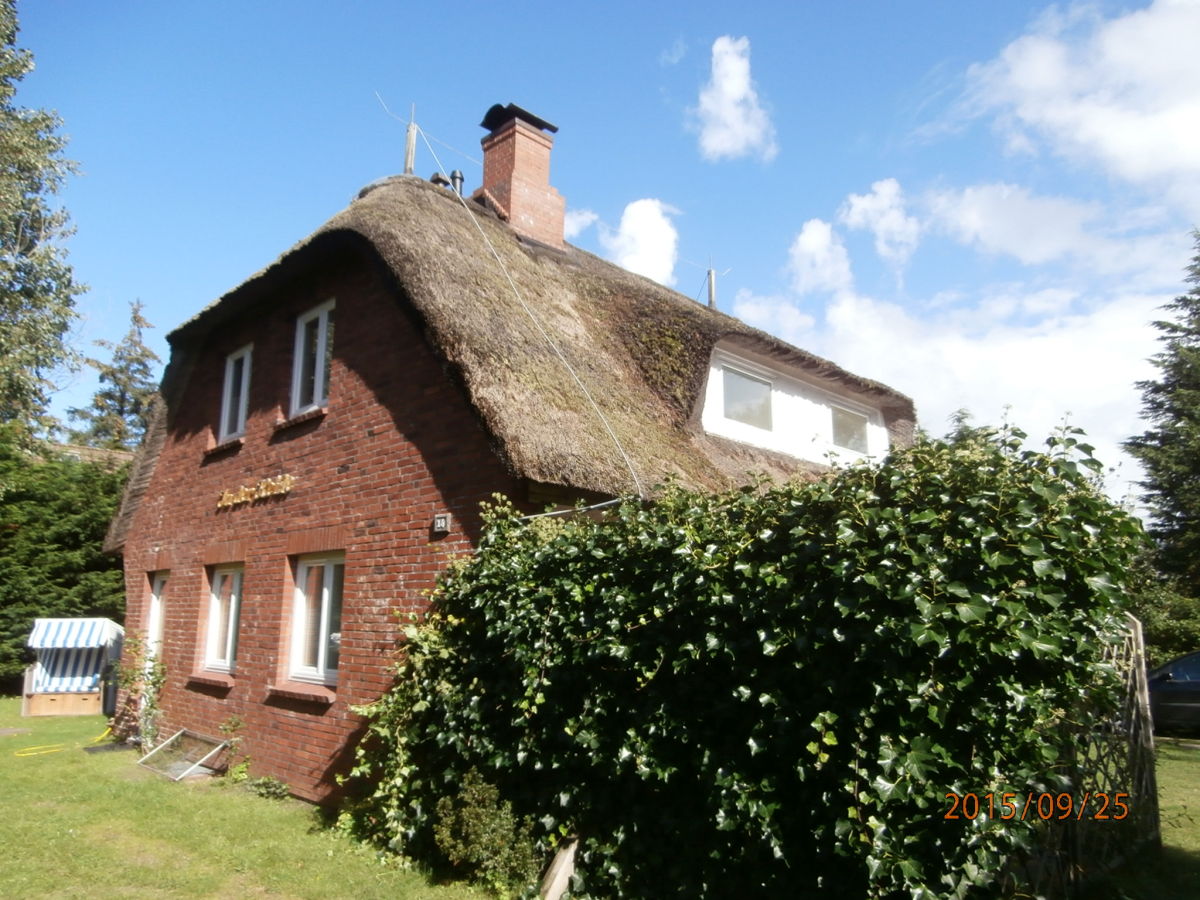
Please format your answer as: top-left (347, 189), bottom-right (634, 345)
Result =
top-left (205, 566), bottom-right (242, 673)
top-left (290, 554), bottom-right (344, 685)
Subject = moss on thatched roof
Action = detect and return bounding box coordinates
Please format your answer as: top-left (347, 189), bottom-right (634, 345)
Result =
top-left (106, 176), bottom-right (914, 551)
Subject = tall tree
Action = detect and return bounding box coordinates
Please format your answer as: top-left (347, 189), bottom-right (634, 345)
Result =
top-left (68, 300), bottom-right (160, 449)
top-left (0, 441), bottom-right (127, 692)
top-left (1126, 232), bottom-right (1200, 592)
top-left (0, 0), bottom-right (81, 438)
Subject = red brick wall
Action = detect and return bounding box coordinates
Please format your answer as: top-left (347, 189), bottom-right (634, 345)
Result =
top-left (120, 244), bottom-right (526, 801)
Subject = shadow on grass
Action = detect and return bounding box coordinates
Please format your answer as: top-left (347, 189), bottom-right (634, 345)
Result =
top-left (1086, 845), bottom-right (1200, 899)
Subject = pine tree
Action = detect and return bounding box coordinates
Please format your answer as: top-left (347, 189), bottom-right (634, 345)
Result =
top-left (0, 0), bottom-right (82, 437)
top-left (0, 440), bottom-right (127, 691)
top-left (68, 301), bottom-right (160, 449)
top-left (1126, 232), bottom-right (1200, 593)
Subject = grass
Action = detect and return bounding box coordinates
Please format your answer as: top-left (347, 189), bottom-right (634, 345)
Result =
top-left (1087, 737), bottom-right (1200, 898)
top-left (0, 697), bottom-right (475, 899)
top-left (5, 697), bottom-right (1198, 898)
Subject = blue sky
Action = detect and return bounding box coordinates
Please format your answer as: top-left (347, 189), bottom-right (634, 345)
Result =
top-left (16, 0), bottom-right (1200, 502)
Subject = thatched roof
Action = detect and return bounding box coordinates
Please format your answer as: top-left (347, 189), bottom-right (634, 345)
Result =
top-left (46, 443), bottom-right (134, 468)
top-left (106, 176), bottom-right (914, 551)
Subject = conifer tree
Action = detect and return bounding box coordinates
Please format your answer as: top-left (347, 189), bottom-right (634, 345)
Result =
top-left (68, 301), bottom-right (160, 449)
top-left (1126, 232), bottom-right (1200, 593)
top-left (0, 0), bottom-right (82, 437)
top-left (0, 440), bottom-right (126, 691)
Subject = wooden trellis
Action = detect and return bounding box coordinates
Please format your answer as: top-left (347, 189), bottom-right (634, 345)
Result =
top-left (1014, 614), bottom-right (1160, 898)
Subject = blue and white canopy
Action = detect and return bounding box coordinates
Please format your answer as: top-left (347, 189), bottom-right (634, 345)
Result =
top-left (26, 618), bottom-right (124, 694)
top-left (27, 617), bottom-right (123, 650)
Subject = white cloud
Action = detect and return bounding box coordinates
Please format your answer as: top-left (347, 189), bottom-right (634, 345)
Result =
top-left (692, 35), bottom-right (779, 163)
top-left (839, 178), bottom-right (921, 267)
top-left (564, 208), bottom-right (599, 240)
top-left (660, 37), bottom-right (687, 66)
top-left (927, 182), bottom-right (1191, 286)
top-left (928, 183), bottom-right (1100, 265)
top-left (787, 219), bottom-right (853, 296)
top-left (599, 199), bottom-right (680, 286)
top-left (733, 288), bottom-right (815, 334)
top-left (967, 0), bottom-right (1200, 213)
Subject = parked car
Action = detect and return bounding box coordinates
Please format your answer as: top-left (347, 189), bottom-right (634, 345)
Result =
top-left (1148, 650), bottom-right (1200, 734)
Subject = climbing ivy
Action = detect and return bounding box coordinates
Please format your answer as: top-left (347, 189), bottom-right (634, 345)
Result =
top-left (341, 425), bottom-right (1143, 898)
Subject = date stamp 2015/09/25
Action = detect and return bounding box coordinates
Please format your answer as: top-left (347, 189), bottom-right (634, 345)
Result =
top-left (944, 791), bottom-right (1130, 822)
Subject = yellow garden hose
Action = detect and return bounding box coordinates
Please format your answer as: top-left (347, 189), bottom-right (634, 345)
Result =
top-left (13, 726), bottom-right (112, 757)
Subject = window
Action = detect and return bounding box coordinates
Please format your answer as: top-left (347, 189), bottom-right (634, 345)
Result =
top-left (831, 406), bottom-right (869, 454)
top-left (219, 345), bottom-right (252, 441)
top-left (290, 301), bottom-right (335, 416)
top-left (702, 348), bottom-right (884, 464)
top-left (723, 367), bottom-right (772, 430)
top-left (147, 572), bottom-right (168, 666)
top-left (290, 555), bottom-right (344, 685)
top-left (205, 566), bottom-right (242, 673)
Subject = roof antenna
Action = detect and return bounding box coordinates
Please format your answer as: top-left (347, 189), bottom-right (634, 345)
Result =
top-left (684, 257), bottom-right (733, 309)
top-left (404, 104), bottom-right (417, 175)
top-left (374, 93), bottom-right (419, 175)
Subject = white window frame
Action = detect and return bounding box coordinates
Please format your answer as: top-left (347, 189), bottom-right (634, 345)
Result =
top-left (290, 554), bottom-right (344, 685)
top-left (219, 344), bottom-right (252, 441)
top-left (831, 404), bottom-right (869, 454)
top-left (722, 365), bottom-right (773, 432)
top-left (289, 300), bottom-right (335, 417)
top-left (205, 566), bottom-right (242, 673)
top-left (147, 571), bottom-right (168, 667)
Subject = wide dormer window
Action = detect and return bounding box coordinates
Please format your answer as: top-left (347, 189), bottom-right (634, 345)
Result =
top-left (219, 345), bottom-right (252, 441)
top-left (701, 348), bottom-right (886, 464)
top-left (291, 300), bottom-right (335, 416)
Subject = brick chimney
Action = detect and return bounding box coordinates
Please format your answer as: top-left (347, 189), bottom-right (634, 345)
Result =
top-left (473, 103), bottom-right (565, 249)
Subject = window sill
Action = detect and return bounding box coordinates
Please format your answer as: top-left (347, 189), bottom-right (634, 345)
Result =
top-left (186, 671), bottom-right (235, 690)
top-left (273, 407), bottom-right (327, 434)
top-left (203, 436), bottom-right (244, 459)
top-left (266, 680), bottom-right (335, 705)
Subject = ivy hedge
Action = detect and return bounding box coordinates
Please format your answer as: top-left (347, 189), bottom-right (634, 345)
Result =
top-left (341, 427), bottom-right (1144, 898)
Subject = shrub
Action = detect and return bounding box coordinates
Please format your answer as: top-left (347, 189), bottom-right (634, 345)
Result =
top-left (1125, 560), bottom-right (1200, 667)
top-left (247, 776), bottom-right (290, 800)
top-left (433, 768), bottom-right (540, 896)
top-left (342, 426), bottom-right (1144, 898)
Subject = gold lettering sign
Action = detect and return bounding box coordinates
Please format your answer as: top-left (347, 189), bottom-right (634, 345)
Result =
top-left (216, 474), bottom-right (295, 509)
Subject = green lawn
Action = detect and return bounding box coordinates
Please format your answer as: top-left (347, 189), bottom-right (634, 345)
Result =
top-left (5, 697), bottom-right (1198, 898)
top-left (0, 698), bottom-right (474, 899)
top-left (1088, 738), bottom-right (1200, 898)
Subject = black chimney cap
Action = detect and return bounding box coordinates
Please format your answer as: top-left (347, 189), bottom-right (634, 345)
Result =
top-left (480, 103), bottom-right (558, 135)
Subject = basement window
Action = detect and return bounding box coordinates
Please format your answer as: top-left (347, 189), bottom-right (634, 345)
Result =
top-left (290, 554), bottom-right (344, 686)
top-left (219, 345), bottom-right (252, 441)
top-left (290, 300), bottom-right (335, 416)
top-left (205, 566), bottom-right (242, 673)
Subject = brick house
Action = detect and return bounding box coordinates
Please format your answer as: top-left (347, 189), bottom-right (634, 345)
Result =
top-left (105, 104), bottom-right (916, 802)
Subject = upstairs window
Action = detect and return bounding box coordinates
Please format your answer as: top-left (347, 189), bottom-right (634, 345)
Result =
top-left (290, 554), bottom-right (344, 685)
top-left (702, 348), bottom-right (885, 464)
top-left (723, 368), bottom-right (772, 431)
top-left (832, 406), bottom-right (869, 454)
top-left (205, 566), bottom-right (242, 673)
top-left (219, 345), bottom-right (252, 441)
top-left (290, 300), bottom-right (335, 416)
